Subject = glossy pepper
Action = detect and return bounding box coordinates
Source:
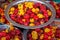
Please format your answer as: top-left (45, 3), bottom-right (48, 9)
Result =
top-left (37, 13), bottom-right (44, 18)
top-left (18, 10), bottom-right (25, 15)
top-left (18, 4), bottom-right (23, 9)
top-left (31, 31), bottom-right (38, 39)
top-left (14, 36), bottom-right (20, 40)
top-left (32, 8), bottom-right (36, 13)
top-left (4, 4), bottom-right (8, 10)
top-left (44, 28), bottom-right (50, 33)
top-left (30, 18), bottom-right (34, 22)
top-left (29, 23), bottom-right (35, 26)
top-left (10, 25), bottom-right (15, 31)
top-left (9, 11), bottom-right (14, 14)
top-left (10, 7), bottom-right (15, 11)
top-left (40, 34), bottom-right (44, 39)
top-left (1, 37), bottom-right (6, 40)
top-left (47, 10), bottom-right (52, 16)
top-left (0, 17), bottom-right (5, 23)
top-left (25, 2), bottom-right (34, 8)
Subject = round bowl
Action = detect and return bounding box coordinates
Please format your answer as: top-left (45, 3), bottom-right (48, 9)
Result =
top-left (5, 0), bottom-right (56, 29)
top-left (0, 24), bottom-right (23, 40)
top-left (45, 1), bottom-right (60, 22)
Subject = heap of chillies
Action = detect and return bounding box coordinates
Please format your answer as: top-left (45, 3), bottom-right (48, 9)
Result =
top-left (0, 25), bottom-right (22, 40)
top-left (49, 1), bottom-right (60, 19)
top-left (0, 0), bottom-right (16, 24)
top-left (0, 8), bottom-right (9, 24)
top-left (55, 27), bottom-right (60, 40)
top-left (9, 2), bottom-right (52, 27)
top-left (27, 26), bottom-right (57, 40)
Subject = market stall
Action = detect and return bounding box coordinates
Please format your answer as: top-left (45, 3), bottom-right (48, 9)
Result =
top-left (0, 0), bottom-right (60, 40)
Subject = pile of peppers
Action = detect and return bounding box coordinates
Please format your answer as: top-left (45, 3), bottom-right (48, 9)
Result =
top-left (0, 0), bottom-right (16, 24)
top-left (9, 2), bottom-right (52, 27)
top-left (27, 26), bottom-right (60, 40)
top-left (0, 25), bottom-right (22, 40)
top-left (49, 1), bottom-right (60, 19)
top-left (0, 8), bottom-right (9, 24)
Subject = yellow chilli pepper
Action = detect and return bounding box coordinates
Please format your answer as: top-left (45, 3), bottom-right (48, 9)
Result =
top-left (5, 29), bottom-right (9, 33)
top-left (9, 11), bottom-right (14, 14)
top-left (18, 10), bottom-right (25, 15)
top-left (52, 27), bottom-right (57, 33)
top-left (4, 4), bottom-right (8, 10)
top-left (35, 8), bottom-right (39, 12)
top-left (1, 37), bottom-right (6, 40)
top-left (44, 28), bottom-right (50, 33)
top-left (32, 8), bottom-right (36, 13)
top-left (47, 10), bottom-right (52, 16)
top-left (32, 8), bottom-right (39, 14)
top-left (0, 17), bottom-right (5, 23)
top-left (18, 4), bottom-right (23, 9)
top-left (1, 12), bottom-right (4, 16)
top-left (28, 5), bottom-right (33, 8)
top-left (37, 13), bottom-right (44, 18)
top-left (10, 25), bottom-right (14, 31)
top-left (29, 23), bottom-right (35, 26)
top-left (40, 34), bottom-right (44, 39)
top-left (30, 18), bottom-right (34, 22)
top-left (10, 7), bottom-right (15, 11)
top-left (14, 36), bottom-right (20, 40)
top-left (35, 8), bottom-right (40, 14)
top-left (14, 37), bottom-right (19, 40)
top-left (24, 8), bottom-right (27, 12)
top-left (52, 29), bottom-right (56, 33)
top-left (31, 31), bottom-right (38, 40)
top-left (25, 2), bottom-right (34, 8)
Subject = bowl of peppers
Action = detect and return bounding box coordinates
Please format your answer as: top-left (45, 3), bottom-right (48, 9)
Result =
top-left (0, 24), bottom-right (23, 40)
top-left (0, 0), bottom-right (16, 24)
top-left (45, 1), bottom-right (60, 27)
top-left (0, 7), bottom-right (10, 24)
top-left (5, 0), bottom-right (56, 29)
top-left (23, 25), bottom-right (58, 40)
top-left (46, 1), bottom-right (60, 21)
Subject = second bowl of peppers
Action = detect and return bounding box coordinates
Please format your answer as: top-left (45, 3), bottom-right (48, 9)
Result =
top-left (46, 1), bottom-right (60, 22)
top-left (5, 0), bottom-right (56, 29)
top-left (24, 25), bottom-right (57, 40)
top-left (0, 24), bottom-right (23, 40)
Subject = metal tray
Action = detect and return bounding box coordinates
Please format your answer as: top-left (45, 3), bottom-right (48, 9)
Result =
top-left (5, 0), bottom-right (56, 29)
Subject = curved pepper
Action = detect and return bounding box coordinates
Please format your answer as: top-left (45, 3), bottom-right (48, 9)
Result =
top-left (31, 31), bottom-right (38, 40)
top-left (1, 37), bottom-right (6, 40)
